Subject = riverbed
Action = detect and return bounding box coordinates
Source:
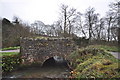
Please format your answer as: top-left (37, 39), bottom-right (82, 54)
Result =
top-left (3, 66), bottom-right (71, 78)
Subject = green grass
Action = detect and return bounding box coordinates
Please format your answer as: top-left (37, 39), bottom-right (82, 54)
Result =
top-left (1, 46), bottom-right (20, 51)
top-left (87, 45), bottom-right (120, 52)
top-left (69, 47), bottom-right (120, 78)
top-left (0, 52), bottom-right (19, 57)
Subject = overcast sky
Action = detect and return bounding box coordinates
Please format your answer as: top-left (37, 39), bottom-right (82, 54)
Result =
top-left (0, 0), bottom-right (115, 24)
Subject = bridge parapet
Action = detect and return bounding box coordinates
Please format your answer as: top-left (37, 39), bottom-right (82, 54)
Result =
top-left (20, 37), bottom-right (77, 66)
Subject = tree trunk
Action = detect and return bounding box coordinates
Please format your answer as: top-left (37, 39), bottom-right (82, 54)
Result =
top-left (118, 28), bottom-right (120, 46)
top-left (107, 28), bottom-right (110, 41)
top-left (64, 9), bottom-right (67, 38)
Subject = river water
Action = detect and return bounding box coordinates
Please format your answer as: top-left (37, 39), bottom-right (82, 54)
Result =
top-left (3, 66), bottom-right (70, 78)
top-left (3, 56), bottom-right (71, 78)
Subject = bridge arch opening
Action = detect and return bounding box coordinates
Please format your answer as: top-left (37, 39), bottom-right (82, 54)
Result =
top-left (42, 56), bottom-right (71, 70)
top-left (42, 57), bottom-right (56, 67)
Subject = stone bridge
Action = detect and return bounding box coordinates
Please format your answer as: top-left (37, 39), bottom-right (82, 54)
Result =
top-left (20, 38), bottom-right (77, 66)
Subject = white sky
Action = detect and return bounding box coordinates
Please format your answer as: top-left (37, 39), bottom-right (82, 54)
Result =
top-left (0, 0), bottom-right (115, 24)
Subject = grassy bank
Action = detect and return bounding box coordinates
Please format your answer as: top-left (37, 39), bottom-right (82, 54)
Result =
top-left (1, 46), bottom-right (20, 51)
top-left (0, 52), bottom-right (19, 57)
top-left (69, 47), bottom-right (120, 78)
top-left (87, 45), bottom-right (120, 52)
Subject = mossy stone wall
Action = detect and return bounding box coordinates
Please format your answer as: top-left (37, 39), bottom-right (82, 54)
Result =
top-left (20, 38), bottom-right (77, 66)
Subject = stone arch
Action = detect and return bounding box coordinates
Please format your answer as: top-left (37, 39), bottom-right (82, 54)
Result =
top-left (20, 38), bottom-right (77, 66)
top-left (41, 55), bottom-right (71, 69)
top-left (42, 57), bottom-right (56, 67)
top-left (41, 53), bottom-right (67, 64)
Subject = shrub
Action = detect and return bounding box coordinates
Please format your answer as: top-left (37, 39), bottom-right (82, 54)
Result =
top-left (2, 53), bottom-right (22, 72)
top-left (73, 37), bottom-right (89, 47)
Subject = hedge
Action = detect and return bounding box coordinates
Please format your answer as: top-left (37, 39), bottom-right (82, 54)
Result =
top-left (2, 53), bottom-right (22, 73)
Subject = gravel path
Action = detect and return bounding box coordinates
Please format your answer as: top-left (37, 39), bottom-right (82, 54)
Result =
top-left (0, 49), bottom-right (20, 53)
top-left (109, 52), bottom-right (120, 59)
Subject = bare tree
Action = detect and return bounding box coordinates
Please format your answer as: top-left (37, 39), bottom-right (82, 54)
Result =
top-left (95, 18), bottom-right (105, 40)
top-left (59, 4), bottom-right (77, 37)
top-left (60, 4), bottom-right (68, 37)
top-left (84, 7), bottom-right (99, 40)
top-left (31, 21), bottom-right (45, 35)
top-left (109, 1), bottom-right (120, 44)
top-left (111, 27), bottom-right (119, 41)
top-left (104, 1), bottom-right (120, 42)
top-left (105, 12), bottom-right (114, 41)
top-left (52, 20), bottom-right (63, 37)
top-left (75, 12), bottom-right (87, 38)
top-left (67, 8), bottom-right (76, 35)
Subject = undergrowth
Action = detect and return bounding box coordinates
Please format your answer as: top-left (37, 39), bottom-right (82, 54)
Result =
top-left (69, 47), bottom-right (120, 78)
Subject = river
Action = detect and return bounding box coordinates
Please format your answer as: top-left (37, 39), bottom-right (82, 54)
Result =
top-left (2, 56), bottom-right (71, 78)
top-left (3, 66), bottom-right (70, 78)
